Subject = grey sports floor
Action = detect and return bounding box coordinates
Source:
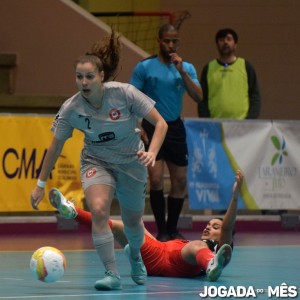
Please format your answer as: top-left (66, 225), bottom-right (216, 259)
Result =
top-left (0, 222), bottom-right (299, 300)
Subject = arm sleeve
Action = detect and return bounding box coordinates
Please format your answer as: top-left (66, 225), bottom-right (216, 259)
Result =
top-left (186, 63), bottom-right (201, 85)
top-left (51, 105), bottom-right (74, 141)
top-left (129, 62), bottom-right (145, 91)
top-left (245, 60), bottom-right (261, 119)
top-left (197, 64), bottom-right (210, 118)
top-left (126, 84), bottom-right (155, 119)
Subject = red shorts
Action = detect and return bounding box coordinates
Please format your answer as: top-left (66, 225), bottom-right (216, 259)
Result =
top-left (140, 235), bottom-right (202, 277)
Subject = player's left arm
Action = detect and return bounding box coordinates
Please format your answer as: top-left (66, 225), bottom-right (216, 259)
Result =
top-left (170, 53), bottom-right (203, 103)
top-left (219, 170), bottom-right (244, 246)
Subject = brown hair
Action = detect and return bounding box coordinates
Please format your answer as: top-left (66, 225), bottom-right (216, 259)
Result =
top-left (75, 29), bottom-right (122, 82)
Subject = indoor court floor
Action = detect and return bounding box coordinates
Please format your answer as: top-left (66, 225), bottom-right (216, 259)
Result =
top-left (0, 219), bottom-right (300, 299)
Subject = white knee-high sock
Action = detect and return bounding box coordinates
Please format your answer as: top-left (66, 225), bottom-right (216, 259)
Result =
top-left (123, 222), bottom-right (144, 258)
top-left (92, 231), bottom-right (117, 274)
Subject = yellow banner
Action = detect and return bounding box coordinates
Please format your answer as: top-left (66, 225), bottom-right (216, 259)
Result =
top-left (0, 115), bottom-right (85, 212)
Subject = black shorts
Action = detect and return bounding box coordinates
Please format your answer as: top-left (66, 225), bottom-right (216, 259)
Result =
top-left (142, 117), bottom-right (188, 167)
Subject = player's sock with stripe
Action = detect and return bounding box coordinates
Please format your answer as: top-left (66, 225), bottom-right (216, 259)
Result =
top-left (195, 248), bottom-right (215, 269)
top-left (74, 207), bottom-right (113, 230)
top-left (74, 207), bottom-right (92, 228)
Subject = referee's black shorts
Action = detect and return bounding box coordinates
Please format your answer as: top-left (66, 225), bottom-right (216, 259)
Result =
top-left (142, 117), bottom-right (188, 167)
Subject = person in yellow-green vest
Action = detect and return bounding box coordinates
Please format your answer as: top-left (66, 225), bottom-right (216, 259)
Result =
top-left (198, 28), bottom-right (261, 119)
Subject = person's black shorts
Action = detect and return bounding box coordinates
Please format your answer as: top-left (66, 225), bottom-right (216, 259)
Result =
top-left (142, 117), bottom-right (188, 167)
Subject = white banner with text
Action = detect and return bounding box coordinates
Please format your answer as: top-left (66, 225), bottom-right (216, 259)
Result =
top-left (184, 119), bottom-right (300, 210)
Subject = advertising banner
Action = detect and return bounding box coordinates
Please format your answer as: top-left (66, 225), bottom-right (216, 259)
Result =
top-left (185, 119), bottom-right (300, 210)
top-left (0, 114), bottom-right (84, 212)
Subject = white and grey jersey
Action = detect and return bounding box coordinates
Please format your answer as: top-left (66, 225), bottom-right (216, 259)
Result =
top-left (51, 82), bottom-right (155, 164)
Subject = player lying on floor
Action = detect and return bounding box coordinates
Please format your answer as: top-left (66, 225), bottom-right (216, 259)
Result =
top-left (49, 170), bottom-right (243, 282)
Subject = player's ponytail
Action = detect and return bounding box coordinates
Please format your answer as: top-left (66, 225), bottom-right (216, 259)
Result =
top-left (76, 28), bottom-right (122, 82)
top-left (88, 28), bottom-right (122, 82)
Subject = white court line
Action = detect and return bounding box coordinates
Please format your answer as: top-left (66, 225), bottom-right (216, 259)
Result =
top-left (0, 278), bottom-right (24, 281)
top-left (0, 290), bottom-right (199, 299)
top-left (0, 278), bottom-right (72, 282)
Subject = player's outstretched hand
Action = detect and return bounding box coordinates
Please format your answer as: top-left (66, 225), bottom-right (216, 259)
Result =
top-left (232, 170), bottom-right (243, 199)
top-left (30, 187), bottom-right (45, 210)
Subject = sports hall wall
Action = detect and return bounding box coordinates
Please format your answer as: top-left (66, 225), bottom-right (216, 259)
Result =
top-left (0, 0), bottom-right (299, 119)
top-left (0, 0), bottom-right (299, 212)
top-left (164, 0), bottom-right (300, 120)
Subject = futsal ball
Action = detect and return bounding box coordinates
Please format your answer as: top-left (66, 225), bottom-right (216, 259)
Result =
top-left (30, 246), bottom-right (66, 283)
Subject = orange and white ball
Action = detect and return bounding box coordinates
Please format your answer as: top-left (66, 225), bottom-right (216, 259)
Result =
top-left (30, 246), bottom-right (66, 283)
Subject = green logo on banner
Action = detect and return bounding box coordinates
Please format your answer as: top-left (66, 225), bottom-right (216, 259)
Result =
top-left (271, 135), bottom-right (288, 165)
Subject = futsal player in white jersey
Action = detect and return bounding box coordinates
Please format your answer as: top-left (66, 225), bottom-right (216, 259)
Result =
top-left (30, 29), bottom-right (168, 291)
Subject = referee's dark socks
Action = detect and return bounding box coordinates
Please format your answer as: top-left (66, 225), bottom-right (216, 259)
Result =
top-left (167, 196), bottom-right (185, 235)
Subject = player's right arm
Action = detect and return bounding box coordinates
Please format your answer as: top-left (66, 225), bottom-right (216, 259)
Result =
top-left (30, 137), bottom-right (66, 210)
